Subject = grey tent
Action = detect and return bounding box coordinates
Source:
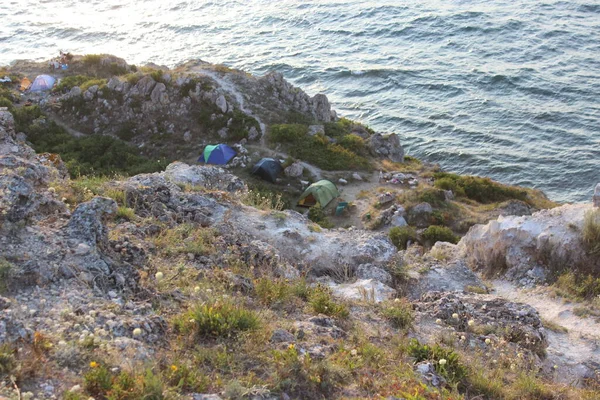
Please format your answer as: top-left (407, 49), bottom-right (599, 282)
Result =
top-left (251, 158), bottom-right (283, 183)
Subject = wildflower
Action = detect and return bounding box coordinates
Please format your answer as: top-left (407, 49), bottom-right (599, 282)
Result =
top-left (435, 319), bottom-right (442, 324)
top-left (439, 359), bottom-right (447, 365)
top-left (350, 349), bottom-right (358, 356)
top-left (155, 271), bottom-right (164, 281)
top-left (485, 338), bottom-right (491, 345)
top-left (394, 298), bottom-right (401, 303)
top-left (517, 352), bottom-right (523, 358)
top-left (288, 344), bottom-right (295, 350)
top-left (553, 365), bottom-right (558, 370)
top-left (132, 328), bottom-right (142, 337)
top-left (468, 319), bottom-right (475, 326)
top-left (460, 335), bottom-right (466, 341)
top-left (194, 286), bottom-right (201, 293)
top-left (452, 313), bottom-right (459, 319)
top-left (170, 365), bottom-right (178, 372)
top-left (89, 361), bottom-right (98, 368)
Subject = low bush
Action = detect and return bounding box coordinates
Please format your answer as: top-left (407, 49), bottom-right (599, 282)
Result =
top-left (388, 226), bottom-right (418, 250)
top-left (309, 286), bottom-right (349, 319)
top-left (154, 224), bottom-right (214, 257)
top-left (82, 54), bottom-right (103, 67)
top-left (0, 344), bottom-right (16, 375)
top-left (115, 206), bottom-right (136, 221)
top-left (555, 272), bottom-right (600, 300)
top-left (0, 258), bottom-right (11, 293)
top-left (186, 300), bottom-right (260, 338)
top-left (338, 134), bottom-right (366, 154)
top-left (84, 364), bottom-right (167, 400)
top-left (422, 225), bottom-right (459, 245)
top-left (323, 118), bottom-right (374, 138)
top-left (308, 204), bottom-right (334, 229)
top-left (269, 124), bottom-right (371, 171)
top-left (381, 299), bottom-right (414, 329)
top-left (582, 209), bottom-right (600, 256)
top-left (418, 188), bottom-right (447, 207)
top-left (254, 278), bottom-right (292, 306)
top-left (433, 172), bottom-right (527, 204)
top-left (13, 107), bottom-right (165, 177)
top-left (53, 75), bottom-right (93, 93)
top-left (407, 339), bottom-right (467, 385)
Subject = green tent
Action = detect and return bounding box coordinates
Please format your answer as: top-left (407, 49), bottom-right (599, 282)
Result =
top-left (297, 180), bottom-right (339, 208)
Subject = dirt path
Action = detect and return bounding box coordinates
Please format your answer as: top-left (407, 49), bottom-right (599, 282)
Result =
top-left (493, 280), bottom-right (600, 385)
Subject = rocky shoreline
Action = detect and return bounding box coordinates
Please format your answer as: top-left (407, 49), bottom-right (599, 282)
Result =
top-left (0, 55), bottom-right (598, 399)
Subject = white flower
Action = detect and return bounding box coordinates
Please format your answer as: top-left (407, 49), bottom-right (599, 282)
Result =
top-left (468, 320), bottom-right (475, 326)
top-left (485, 338), bottom-right (491, 345)
top-left (435, 319), bottom-right (442, 324)
top-left (394, 298), bottom-right (401, 303)
top-left (193, 286), bottom-right (201, 293)
top-left (452, 313), bottom-right (459, 319)
top-left (350, 349), bottom-right (358, 356)
top-left (460, 335), bottom-right (466, 341)
top-left (439, 359), bottom-right (447, 365)
top-left (132, 328), bottom-right (142, 337)
top-left (155, 272), bottom-right (164, 281)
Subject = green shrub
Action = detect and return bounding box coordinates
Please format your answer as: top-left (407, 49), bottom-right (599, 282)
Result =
top-left (254, 278), bottom-right (292, 306)
top-left (309, 286), bottom-right (349, 319)
top-left (338, 134), bottom-right (367, 155)
top-left (381, 299), bottom-right (414, 329)
top-left (433, 172), bottom-right (527, 204)
top-left (270, 124), bottom-right (371, 171)
top-left (421, 225), bottom-right (459, 245)
top-left (582, 209), bottom-right (600, 256)
top-left (79, 78), bottom-right (107, 92)
top-left (53, 75), bottom-right (94, 93)
top-left (270, 123), bottom-right (307, 143)
top-left (84, 364), bottom-right (113, 397)
top-left (408, 339), bottom-right (467, 385)
top-left (13, 108), bottom-right (165, 177)
top-left (389, 226), bottom-right (418, 250)
top-left (84, 365), bottom-right (167, 400)
top-left (187, 300), bottom-right (260, 338)
top-left (0, 258), bottom-right (11, 293)
top-left (308, 204), bottom-right (334, 229)
top-left (116, 206), bottom-right (136, 221)
top-left (273, 345), bottom-right (346, 398)
top-left (228, 110), bottom-right (260, 141)
top-left (555, 272), bottom-right (600, 300)
top-left (323, 118), bottom-right (373, 138)
top-left (0, 97), bottom-right (14, 110)
top-left (82, 54), bottom-right (103, 67)
top-left (0, 344), bottom-right (16, 375)
top-left (418, 188), bottom-right (447, 207)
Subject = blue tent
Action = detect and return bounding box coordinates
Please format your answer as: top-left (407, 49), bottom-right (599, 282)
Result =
top-left (198, 144), bottom-right (237, 165)
top-left (29, 75), bottom-right (56, 92)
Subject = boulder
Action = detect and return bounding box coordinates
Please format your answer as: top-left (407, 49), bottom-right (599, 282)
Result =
top-left (391, 215), bottom-right (407, 227)
top-left (407, 203), bottom-right (433, 228)
top-left (183, 131), bottom-right (192, 142)
top-left (68, 86), bottom-right (82, 98)
top-left (215, 94), bottom-right (228, 113)
top-left (129, 75), bottom-right (156, 97)
top-left (330, 279), bottom-right (396, 303)
top-left (247, 126), bottom-right (260, 141)
top-left (150, 83), bottom-right (169, 105)
top-left (352, 172), bottom-right (363, 181)
top-left (270, 329), bottom-right (295, 343)
top-left (368, 133), bottom-right (404, 163)
top-left (312, 94), bottom-right (332, 123)
top-left (308, 125), bottom-right (325, 136)
top-left (284, 162), bottom-right (304, 178)
top-left (355, 263), bottom-right (393, 286)
top-left (594, 183), bottom-right (600, 207)
top-left (458, 203), bottom-right (598, 284)
top-left (163, 162), bottom-right (246, 192)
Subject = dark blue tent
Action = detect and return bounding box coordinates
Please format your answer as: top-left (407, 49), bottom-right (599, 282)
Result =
top-left (198, 144), bottom-right (237, 165)
top-left (252, 158), bottom-right (283, 183)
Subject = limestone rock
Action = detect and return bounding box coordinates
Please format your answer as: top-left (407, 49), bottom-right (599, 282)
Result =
top-left (312, 94), bottom-right (332, 122)
top-left (129, 75), bottom-right (156, 97)
top-left (408, 203), bottom-right (433, 228)
top-left (355, 263), bottom-right (393, 286)
top-left (164, 162), bottom-right (246, 192)
top-left (369, 133), bottom-right (404, 163)
top-left (150, 83), bottom-right (169, 104)
top-left (308, 125), bottom-right (325, 136)
top-left (458, 203), bottom-right (597, 284)
top-left (215, 94), bottom-right (228, 113)
top-left (270, 329), bottom-right (295, 343)
top-left (284, 162), bottom-right (304, 178)
top-left (594, 183), bottom-right (600, 207)
top-left (329, 279), bottom-right (395, 303)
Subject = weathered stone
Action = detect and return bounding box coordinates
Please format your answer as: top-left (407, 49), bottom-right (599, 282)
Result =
top-left (594, 183), bottom-right (600, 207)
top-left (183, 131), bottom-right (192, 142)
top-left (215, 94), bottom-right (228, 113)
top-left (164, 162), bottom-right (246, 192)
top-left (308, 125), bottom-right (325, 136)
top-left (312, 94), bottom-right (332, 122)
top-left (369, 133), bottom-right (404, 163)
top-left (150, 83), bottom-right (168, 105)
top-left (408, 203), bottom-right (433, 228)
top-left (284, 162), bottom-right (303, 178)
top-left (329, 279), bottom-right (396, 303)
top-left (270, 329), bottom-right (295, 343)
top-left (130, 75), bottom-right (156, 97)
top-left (355, 264), bottom-right (393, 286)
top-left (247, 126), bottom-right (259, 141)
